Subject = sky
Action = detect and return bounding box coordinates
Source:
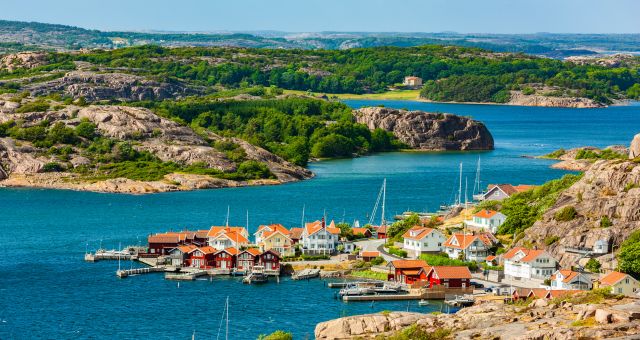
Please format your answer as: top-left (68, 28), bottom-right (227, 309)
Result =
top-left (1, 0), bottom-right (639, 34)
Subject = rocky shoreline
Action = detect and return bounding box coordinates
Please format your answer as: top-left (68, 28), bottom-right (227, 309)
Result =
top-left (315, 294), bottom-right (640, 339)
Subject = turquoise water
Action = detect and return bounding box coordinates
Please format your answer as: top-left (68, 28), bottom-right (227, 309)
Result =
top-left (1, 100), bottom-right (639, 339)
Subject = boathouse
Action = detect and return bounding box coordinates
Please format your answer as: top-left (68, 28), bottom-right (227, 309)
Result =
top-left (167, 244), bottom-right (197, 266)
top-left (374, 225), bottom-right (387, 239)
top-left (425, 266), bottom-right (472, 289)
top-left (387, 259), bottom-right (430, 284)
top-left (237, 248), bottom-right (261, 271)
top-left (214, 247), bottom-right (238, 270)
top-left (258, 249), bottom-right (281, 274)
top-left (188, 246), bottom-right (216, 269)
top-left (359, 251), bottom-right (380, 262)
top-left (147, 233), bottom-right (183, 255)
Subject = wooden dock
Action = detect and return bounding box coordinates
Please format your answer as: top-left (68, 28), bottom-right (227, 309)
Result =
top-left (116, 267), bottom-right (164, 278)
top-left (342, 289), bottom-right (446, 301)
top-left (85, 252), bottom-right (132, 262)
top-left (165, 270), bottom-right (208, 281)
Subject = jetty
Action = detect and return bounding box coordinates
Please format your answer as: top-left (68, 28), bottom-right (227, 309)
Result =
top-left (116, 267), bottom-right (164, 278)
top-left (292, 268), bottom-right (321, 280)
top-left (165, 270), bottom-right (208, 281)
top-left (85, 250), bottom-right (132, 262)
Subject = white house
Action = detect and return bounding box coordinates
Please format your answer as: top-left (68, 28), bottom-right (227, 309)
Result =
top-left (207, 226), bottom-right (249, 250)
top-left (402, 226), bottom-right (446, 258)
top-left (402, 76), bottom-right (423, 87)
top-left (550, 269), bottom-right (593, 290)
top-left (301, 219), bottom-right (340, 254)
top-left (503, 247), bottom-right (557, 282)
top-left (599, 271), bottom-right (640, 297)
top-left (477, 184), bottom-right (535, 201)
top-left (443, 233), bottom-right (496, 262)
top-left (464, 209), bottom-right (506, 234)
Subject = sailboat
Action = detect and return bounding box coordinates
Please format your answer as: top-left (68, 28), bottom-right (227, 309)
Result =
top-left (439, 162), bottom-right (463, 212)
top-left (368, 178), bottom-right (387, 227)
top-left (472, 157), bottom-right (485, 202)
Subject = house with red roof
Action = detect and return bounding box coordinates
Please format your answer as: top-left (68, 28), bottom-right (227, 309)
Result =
top-left (289, 227), bottom-right (304, 244)
top-left (424, 266), bottom-right (473, 289)
top-left (213, 247), bottom-right (239, 270)
top-left (255, 224), bottom-right (295, 257)
top-left (147, 233), bottom-right (185, 255)
top-left (598, 271), bottom-right (639, 297)
top-left (387, 259), bottom-right (430, 284)
top-left (402, 226), bottom-right (446, 258)
top-left (373, 225), bottom-right (388, 239)
top-left (351, 227), bottom-right (372, 239)
top-left (258, 249), bottom-right (281, 274)
top-left (464, 209), bottom-right (506, 234)
top-left (167, 244), bottom-right (198, 266)
top-left (503, 247), bottom-right (557, 282)
top-left (550, 269), bottom-right (592, 290)
top-left (236, 248), bottom-right (261, 272)
top-left (188, 246), bottom-right (217, 269)
top-left (301, 219), bottom-right (340, 255)
top-left (443, 232), bottom-right (496, 262)
top-left (207, 226), bottom-right (249, 250)
top-left (359, 250), bottom-right (380, 262)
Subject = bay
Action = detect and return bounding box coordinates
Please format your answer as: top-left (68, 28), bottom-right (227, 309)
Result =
top-left (1, 100), bottom-right (639, 339)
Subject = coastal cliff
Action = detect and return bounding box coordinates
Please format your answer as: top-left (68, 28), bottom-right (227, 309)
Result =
top-left (517, 157), bottom-right (640, 269)
top-left (353, 107), bottom-right (494, 151)
top-left (0, 99), bottom-right (311, 194)
top-left (315, 296), bottom-right (640, 339)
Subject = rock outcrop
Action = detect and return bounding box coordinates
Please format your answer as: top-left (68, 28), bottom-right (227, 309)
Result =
top-left (0, 52), bottom-right (48, 71)
top-left (542, 145), bottom-right (628, 171)
top-left (0, 104), bottom-right (312, 194)
top-left (518, 158), bottom-right (640, 268)
top-left (353, 107), bottom-right (494, 150)
top-left (27, 71), bottom-right (195, 101)
top-left (508, 91), bottom-right (603, 108)
top-left (315, 298), bottom-right (640, 339)
top-left (630, 133), bottom-right (640, 159)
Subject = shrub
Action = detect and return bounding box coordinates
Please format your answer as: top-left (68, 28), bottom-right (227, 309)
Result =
top-left (387, 246), bottom-right (408, 258)
top-left (544, 235), bottom-right (560, 246)
top-left (41, 162), bottom-right (64, 172)
top-left (618, 230), bottom-right (640, 277)
top-left (555, 206), bottom-right (577, 221)
top-left (600, 216), bottom-right (612, 228)
top-left (370, 256), bottom-right (385, 266)
top-left (15, 100), bottom-right (49, 113)
top-left (75, 120), bottom-right (97, 139)
top-left (257, 330), bottom-right (293, 340)
top-left (543, 148), bottom-right (565, 159)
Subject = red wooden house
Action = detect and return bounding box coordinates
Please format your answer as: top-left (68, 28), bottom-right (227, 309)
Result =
top-left (360, 251), bottom-right (380, 262)
top-left (188, 246), bottom-right (217, 269)
top-left (424, 266), bottom-right (472, 288)
top-left (258, 249), bottom-right (281, 272)
top-left (214, 247), bottom-right (238, 270)
top-left (351, 228), bottom-right (372, 239)
top-left (387, 259), bottom-right (430, 284)
top-left (375, 225), bottom-right (388, 239)
top-left (148, 233), bottom-right (183, 255)
top-left (237, 248), bottom-right (261, 271)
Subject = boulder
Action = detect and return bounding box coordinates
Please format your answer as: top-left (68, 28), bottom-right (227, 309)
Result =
top-left (630, 133), bottom-right (640, 159)
top-left (353, 107), bottom-right (494, 151)
top-left (595, 309), bottom-right (612, 324)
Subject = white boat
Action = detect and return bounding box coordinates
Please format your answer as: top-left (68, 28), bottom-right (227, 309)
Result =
top-left (242, 265), bottom-right (268, 284)
top-left (418, 299), bottom-right (430, 306)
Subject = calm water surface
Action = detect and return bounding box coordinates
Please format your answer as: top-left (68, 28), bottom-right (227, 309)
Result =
top-left (1, 100), bottom-right (639, 339)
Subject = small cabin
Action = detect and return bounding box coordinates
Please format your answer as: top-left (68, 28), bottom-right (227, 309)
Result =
top-left (593, 239), bottom-right (609, 254)
top-left (403, 76), bottom-right (423, 87)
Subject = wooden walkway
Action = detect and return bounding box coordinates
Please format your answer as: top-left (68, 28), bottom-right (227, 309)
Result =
top-left (292, 269), bottom-right (320, 280)
top-left (116, 267), bottom-right (164, 278)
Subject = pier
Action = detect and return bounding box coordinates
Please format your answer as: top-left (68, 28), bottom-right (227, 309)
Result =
top-left (116, 267), bottom-right (164, 278)
top-left (165, 270), bottom-right (208, 281)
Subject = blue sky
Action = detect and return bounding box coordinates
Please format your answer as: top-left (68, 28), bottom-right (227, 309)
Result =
top-left (2, 0), bottom-right (639, 33)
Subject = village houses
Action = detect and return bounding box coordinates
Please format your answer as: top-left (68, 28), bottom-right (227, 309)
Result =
top-left (207, 226), bottom-right (249, 250)
top-left (503, 247), bottom-right (557, 282)
top-left (550, 269), bottom-right (593, 290)
top-left (255, 224), bottom-right (295, 257)
top-left (598, 271), bottom-right (640, 297)
top-left (464, 209), bottom-right (506, 234)
top-left (402, 226), bottom-right (446, 258)
top-left (477, 184), bottom-right (536, 201)
top-left (443, 232), bottom-right (497, 262)
top-left (301, 219), bottom-right (340, 254)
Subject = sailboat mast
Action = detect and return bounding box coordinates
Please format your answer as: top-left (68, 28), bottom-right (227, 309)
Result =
top-left (301, 204), bottom-right (305, 228)
top-left (381, 178), bottom-right (386, 226)
top-left (474, 156), bottom-right (481, 195)
top-left (225, 206), bottom-right (230, 227)
top-left (225, 296), bottom-right (229, 340)
top-left (458, 162), bottom-right (463, 206)
top-left (465, 177), bottom-right (468, 208)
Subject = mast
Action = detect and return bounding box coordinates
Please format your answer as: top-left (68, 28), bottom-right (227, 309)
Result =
top-left (465, 177), bottom-right (468, 208)
top-left (225, 296), bottom-right (229, 340)
top-left (301, 204), bottom-right (305, 228)
top-left (473, 156), bottom-right (481, 196)
top-left (458, 162), bottom-right (463, 206)
top-left (381, 178), bottom-right (387, 226)
top-left (225, 206), bottom-right (230, 227)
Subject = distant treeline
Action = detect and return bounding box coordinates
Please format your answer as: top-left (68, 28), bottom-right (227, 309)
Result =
top-left (66, 45), bottom-right (640, 103)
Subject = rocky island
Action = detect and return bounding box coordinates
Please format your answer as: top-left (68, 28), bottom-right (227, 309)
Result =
top-left (354, 107), bottom-right (494, 151)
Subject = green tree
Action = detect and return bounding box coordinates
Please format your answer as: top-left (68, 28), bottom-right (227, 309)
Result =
top-left (585, 258), bottom-right (601, 273)
top-left (75, 120), bottom-right (97, 139)
top-left (618, 230), bottom-right (640, 278)
top-left (257, 330), bottom-right (293, 340)
top-left (311, 134), bottom-right (354, 158)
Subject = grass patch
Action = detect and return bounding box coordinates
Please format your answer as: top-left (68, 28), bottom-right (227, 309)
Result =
top-left (419, 253), bottom-right (478, 270)
top-left (283, 89), bottom-right (421, 101)
top-left (555, 206), bottom-right (577, 221)
top-left (542, 148), bottom-right (566, 159)
top-left (544, 235), bottom-right (560, 246)
top-left (571, 317), bottom-right (596, 327)
top-left (350, 270), bottom-right (388, 281)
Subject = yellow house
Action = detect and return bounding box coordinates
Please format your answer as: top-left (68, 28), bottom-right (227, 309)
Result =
top-left (259, 229), bottom-right (295, 257)
top-left (598, 271), bottom-right (639, 297)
